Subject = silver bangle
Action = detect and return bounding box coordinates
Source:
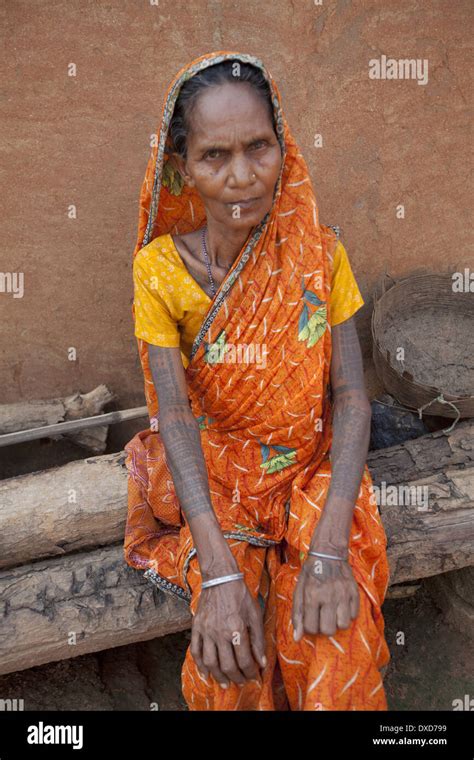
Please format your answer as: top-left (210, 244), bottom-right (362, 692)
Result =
top-left (307, 550), bottom-right (348, 561)
top-left (201, 572), bottom-right (244, 589)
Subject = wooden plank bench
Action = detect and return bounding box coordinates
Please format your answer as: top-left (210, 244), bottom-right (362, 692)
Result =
top-left (0, 421), bottom-right (472, 676)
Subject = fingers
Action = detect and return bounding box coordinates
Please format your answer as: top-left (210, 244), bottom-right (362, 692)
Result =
top-left (191, 621), bottom-right (231, 688)
top-left (319, 602), bottom-right (338, 635)
top-left (191, 588), bottom-right (267, 689)
top-left (217, 638), bottom-right (247, 686)
top-left (302, 580), bottom-right (322, 636)
top-left (305, 597), bottom-right (349, 636)
top-left (217, 601), bottom-right (266, 684)
top-left (247, 602), bottom-right (267, 670)
top-left (190, 627), bottom-right (206, 678)
top-left (202, 635), bottom-right (229, 689)
top-left (336, 599), bottom-right (352, 630)
top-left (292, 577), bottom-right (305, 642)
top-left (293, 562), bottom-right (361, 639)
top-left (232, 627), bottom-right (260, 681)
top-left (349, 585), bottom-right (360, 619)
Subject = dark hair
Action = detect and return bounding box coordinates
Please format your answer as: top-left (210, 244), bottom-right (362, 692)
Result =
top-left (168, 60), bottom-right (276, 158)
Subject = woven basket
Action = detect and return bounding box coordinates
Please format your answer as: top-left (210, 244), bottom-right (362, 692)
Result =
top-left (371, 271), bottom-right (474, 421)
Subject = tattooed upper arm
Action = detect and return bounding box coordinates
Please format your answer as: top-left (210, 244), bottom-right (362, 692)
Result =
top-left (330, 316), bottom-right (369, 405)
top-left (147, 343), bottom-right (190, 411)
top-left (326, 317), bottom-right (371, 509)
top-left (146, 343), bottom-right (213, 522)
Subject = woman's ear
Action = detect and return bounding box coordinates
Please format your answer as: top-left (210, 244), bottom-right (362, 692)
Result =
top-left (170, 152), bottom-right (194, 187)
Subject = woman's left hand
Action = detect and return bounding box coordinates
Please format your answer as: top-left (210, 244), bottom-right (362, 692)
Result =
top-left (292, 554), bottom-right (360, 641)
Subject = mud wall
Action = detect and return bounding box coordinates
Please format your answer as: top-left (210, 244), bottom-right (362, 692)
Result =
top-left (1, 0), bottom-right (470, 447)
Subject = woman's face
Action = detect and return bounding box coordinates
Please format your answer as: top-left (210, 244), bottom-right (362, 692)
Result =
top-left (173, 81), bottom-right (283, 232)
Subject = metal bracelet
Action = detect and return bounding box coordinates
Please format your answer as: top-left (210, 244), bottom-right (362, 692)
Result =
top-left (201, 572), bottom-right (245, 589)
top-left (307, 550), bottom-right (348, 562)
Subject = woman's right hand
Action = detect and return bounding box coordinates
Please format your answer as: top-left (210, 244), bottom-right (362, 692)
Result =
top-left (191, 575), bottom-right (267, 689)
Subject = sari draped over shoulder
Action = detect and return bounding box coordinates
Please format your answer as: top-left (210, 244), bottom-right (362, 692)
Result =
top-left (124, 51), bottom-right (391, 711)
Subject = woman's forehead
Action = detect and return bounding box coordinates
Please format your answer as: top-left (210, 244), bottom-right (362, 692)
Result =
top-left (193, 80), bottom-right (268, 113)
top-left (184, 83), bottom-right (275, 140)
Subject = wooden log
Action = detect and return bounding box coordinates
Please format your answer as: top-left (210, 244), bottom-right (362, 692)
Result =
top-left (385, 583), bottom-right (421, 600)
top-left (0, 544), bottom-right (192, 676)
top-left (0, 385), bottom-right (115, 453)
top-left (0, 452), bottom-right (127, 570)
top-left (0, 423), bottom-right (471, 676)
top-left (0, 533), bottom-right (471, 677)
top-left (0, 461), bottom-right (473, 676)
top-left (380, 466), bottom-right (474, 584)
top-left (0, 406), bottom-right (149, 449)
top-left (367, 419), bottom-right (474, 484)
top-left (1, 424), bottom-right (473, 576)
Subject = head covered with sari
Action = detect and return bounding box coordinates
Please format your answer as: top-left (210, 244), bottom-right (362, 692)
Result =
top-left (124, 51), bottom-right (390, 711)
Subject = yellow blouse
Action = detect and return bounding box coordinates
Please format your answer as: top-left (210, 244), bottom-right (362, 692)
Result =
top-left (133, 233), bottom-right (364, 368)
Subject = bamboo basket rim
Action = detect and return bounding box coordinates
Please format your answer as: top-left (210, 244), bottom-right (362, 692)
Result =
top-left (371, 270), bottom-right (474, 431)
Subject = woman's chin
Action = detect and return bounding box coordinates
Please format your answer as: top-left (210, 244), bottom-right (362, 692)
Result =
top-left (222, 205), bottom-right (270, 230)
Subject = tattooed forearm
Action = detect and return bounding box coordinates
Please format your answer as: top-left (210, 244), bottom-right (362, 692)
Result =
top-left (329, 393), bottom-right (371, 503)
top-left (160, 403), bottom-right (216, 521)
top-left (148, 343), bottom-right (215, 522)
top-left (147, 344), bottom-right (238, 577)
top-left (310, 317), bottom-right (371, 550)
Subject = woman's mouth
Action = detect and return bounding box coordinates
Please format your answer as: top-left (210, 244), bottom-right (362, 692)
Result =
top-left (227, 197), bottom-right (261, 209)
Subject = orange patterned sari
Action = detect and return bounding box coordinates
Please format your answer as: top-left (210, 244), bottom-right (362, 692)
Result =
top-left (124, 51), bottom-right (391, 710)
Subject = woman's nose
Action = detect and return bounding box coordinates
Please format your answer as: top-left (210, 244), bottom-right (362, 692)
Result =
top-left (227, 154), bottom-right (256, 187)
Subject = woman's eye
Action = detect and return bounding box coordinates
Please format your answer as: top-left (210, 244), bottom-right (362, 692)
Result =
top-left (203, 142), bottom-right (268, 160)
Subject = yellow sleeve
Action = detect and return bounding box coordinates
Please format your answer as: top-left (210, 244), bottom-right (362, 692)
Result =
top-left (132, 251), bottom-right (181, 347)
top-left (330, 240), bottom-right (365, 325)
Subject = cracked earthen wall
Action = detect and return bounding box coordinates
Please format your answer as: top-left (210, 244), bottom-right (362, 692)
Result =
top-left (1, 1), bottom-right (471, 445)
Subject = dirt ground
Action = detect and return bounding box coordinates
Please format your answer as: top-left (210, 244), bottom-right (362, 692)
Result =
top-left (0, 580), bottom-right (472, 711)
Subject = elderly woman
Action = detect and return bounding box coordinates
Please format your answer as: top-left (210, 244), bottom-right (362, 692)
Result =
top-left (124, 51), bottom-right (391, 711)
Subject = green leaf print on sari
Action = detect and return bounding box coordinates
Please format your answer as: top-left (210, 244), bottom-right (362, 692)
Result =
top-left (233, 523), bottom-right (255, 533)
top-left (195, 414), bottom-right (216, 430)
top-left (297, 276), bottom-right (327, 348)
top-left (259, 441), bottom-right (297, 474)
top-left (203, 329), bottom-right (227, 365)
